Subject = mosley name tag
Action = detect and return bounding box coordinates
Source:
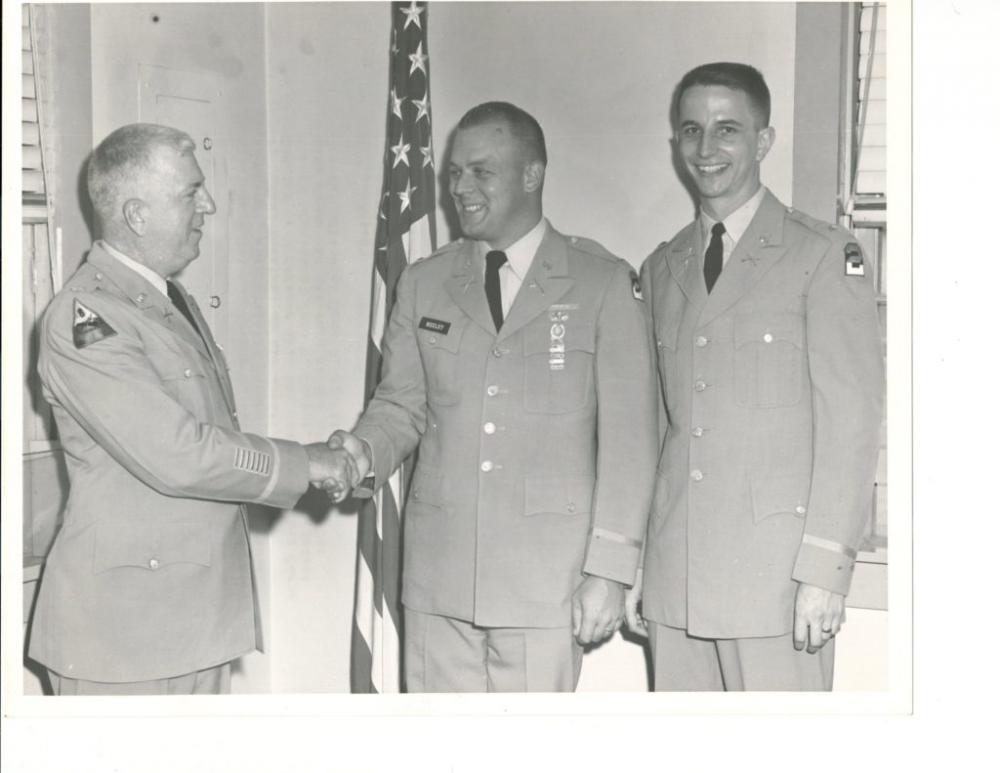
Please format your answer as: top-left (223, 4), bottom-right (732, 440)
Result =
top-left (418, 317), bottom-right (452, 335)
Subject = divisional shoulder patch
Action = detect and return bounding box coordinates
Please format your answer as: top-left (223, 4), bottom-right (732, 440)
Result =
top-left (72, 299), bottom-right (117, 349)
top-left (630, 271), bottom-right (644, 301)
top-left (844, 243), bottom-right (865, 277)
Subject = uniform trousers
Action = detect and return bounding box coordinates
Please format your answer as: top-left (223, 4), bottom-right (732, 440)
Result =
top-left (47, 663), bottom-right (231, 696)
top-left (404, 608), bottom-right (583, 692)
top-left (648, 622), bottom-right (835, 691)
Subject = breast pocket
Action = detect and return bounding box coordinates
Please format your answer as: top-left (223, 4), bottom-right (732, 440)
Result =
top-left (416, 320), bottom-right (467, 406)
top-left (522, 321), bottom-right (596, 414)
top-left (733, 313), bottom-right (805, 408)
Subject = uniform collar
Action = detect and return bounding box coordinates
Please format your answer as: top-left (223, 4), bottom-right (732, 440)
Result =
top-left (98, 240), bottom-right (169, 298)
top-left (699, 185), bottom-right (767, 250)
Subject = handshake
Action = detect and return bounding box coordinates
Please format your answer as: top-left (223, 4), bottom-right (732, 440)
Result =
top-left (305, 430), bottom-right (373, 504)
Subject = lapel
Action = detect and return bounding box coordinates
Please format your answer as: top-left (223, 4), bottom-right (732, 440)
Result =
top-left (497, 227), bottom-right (574, 343)
top-left (665, 221), bottom-right (708, 312)
top-left (443, 241), bottom-right (497, 337)
top-left (178, 280), bottom-right (239, 417)
top-left (698, 190), bottom-right (789, 327)
top-left (87, 246), bottom-right (213, 361)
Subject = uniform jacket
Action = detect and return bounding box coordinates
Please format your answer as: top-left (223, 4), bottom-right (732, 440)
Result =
top-left (354, 225), bottom-right (659, 628)
top-left (29, 244), bottom-right (309, 682)
top-left (640, 190), bottom-right (884, 639)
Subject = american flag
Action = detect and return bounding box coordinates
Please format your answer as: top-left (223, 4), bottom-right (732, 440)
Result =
top-left (351, 0), bottom-right (437, 694)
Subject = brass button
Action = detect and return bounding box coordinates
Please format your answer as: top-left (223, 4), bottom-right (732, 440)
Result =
top-left (492, 347), bottom-right (504, 358)
top-left (763, 333), bottom-right (774, 343)
top-left (184, 368), bottom-right (193, 378)
top-left (486, 385), bottom-right (500, 397)
top-left (483, 422), bottom-right (496, 435)
top-left (695, 336), bottom-right (708, 347)
top-left (694, 380), bottom-right (707, 392)
top-left (566, 503), bottom-right (576, 513)
top-left (795, 505), bottom-right (806, 515)
top-left (480, 460), bottom-right (494, 472)
top-left (428, 336), bottom-right (437, 344)
top-left (691, 427), bottom-right (704, 438)
top-left (690, 470), bottom-right (704, 482)
top-left (148, 558), bottom-right (161, 570)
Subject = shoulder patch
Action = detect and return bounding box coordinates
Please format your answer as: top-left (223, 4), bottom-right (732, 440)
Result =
top-left (72, 299), bottom-right (117, 349)
top-left (844, 242), bottom-right (866, 277)
top-left (630, 270), bottom-right (644, 301)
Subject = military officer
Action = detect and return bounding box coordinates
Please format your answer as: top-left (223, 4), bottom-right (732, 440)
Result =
top-left (29, 123), bottom-right (343, 695)
top-left (327, 102), bottom-right (659, 692)
top-left (625, 63), bottom-right (884, 690)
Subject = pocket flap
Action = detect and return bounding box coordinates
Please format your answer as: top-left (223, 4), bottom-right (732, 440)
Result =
top-left (734, 313), bottom-right (804, 348)
top-left (417, 321), bottom-right (464, 353)
top-left (524, 475), bottom-right (595, 516)
top-left (750, 474), bottom-right (810, 523)
top-left (523, 321), bottom-right (597, 356)
top-left (93, 521), bottom-right (211, 574)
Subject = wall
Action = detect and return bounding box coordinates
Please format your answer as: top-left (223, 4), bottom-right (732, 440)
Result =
top-left (264, 1), bottom-right (389, 693)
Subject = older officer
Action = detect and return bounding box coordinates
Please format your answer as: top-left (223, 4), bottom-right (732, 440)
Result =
top-left (328, 102), bottom-right (658, 692)
top-left (625, 63), bottom-right (884, 690)
top-left (29, 123), bottom-right (341, 695)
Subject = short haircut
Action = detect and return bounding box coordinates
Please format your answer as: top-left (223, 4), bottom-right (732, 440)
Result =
top-left (87, 123), bottom-right (195, 223)
top-left (457, 101), bottom-right (547, 166)
top-left (674, 62), bottom-right (771, 128)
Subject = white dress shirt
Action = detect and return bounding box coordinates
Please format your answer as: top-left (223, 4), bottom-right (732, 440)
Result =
top-left (99, 240), bottom-right (169, 298)
top-left (699, 185), bottom-right (768, 268)
top-left (480, 216), bottom-right (548, 316)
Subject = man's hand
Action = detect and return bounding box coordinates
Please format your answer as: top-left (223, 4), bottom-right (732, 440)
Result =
top-left (305, 441), bottom-right (358, 503)
top-left (572, 576), bottom-right (625, 645)
top-left (793, 582), bottom-right (846, 654)
top-left (624, 568), bottom-right (647, 637)
top-left (319, 430), bottom-right (373, 503)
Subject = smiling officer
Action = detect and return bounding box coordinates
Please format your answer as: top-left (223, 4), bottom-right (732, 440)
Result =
top-left (327, 102), bottom-right (658, 692)
top-left (625, 63), bottom-right (884, 690)
top-left (29, 123), bottom-right (343, 695)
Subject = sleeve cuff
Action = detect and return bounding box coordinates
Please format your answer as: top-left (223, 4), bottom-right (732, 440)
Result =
top-left (582, 529), bottom-right (643, 585)
top-left (256, 437), bottom-right (310, 508)
top-left (791, 538), bottom-right (857, 596)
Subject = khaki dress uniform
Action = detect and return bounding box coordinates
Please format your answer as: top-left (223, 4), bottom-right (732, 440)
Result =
top-left (354, 225), bottom-right (658, 691)
top-left (639, 190), bottom-right (884, 690)
top-left (29, 244), bottom-right (310, 689)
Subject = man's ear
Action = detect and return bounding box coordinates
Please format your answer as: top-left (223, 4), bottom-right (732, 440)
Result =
top-left (756, 127), bottom-right (776, 162)
top-left (523, 160), bottom-right (545, 193)
top-left (122, 198), bottom-right (149, 237)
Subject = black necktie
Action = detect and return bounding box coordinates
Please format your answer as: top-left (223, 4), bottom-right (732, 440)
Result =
top-left (485, 250), bottom-right (507, 332)
top-left (167, 280), bottom-right (200, 334)
top-left (704, 221), bottom-right (726, 294)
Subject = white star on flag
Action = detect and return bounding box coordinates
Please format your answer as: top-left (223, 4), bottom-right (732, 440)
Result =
top-left (398, 180), bottom-right (415, 213)
top-left (390, 87), bottom-right (405, 120)
top-left (390, 136), bottom-right (411, 168)
top-left (408, 41), bottom-right (428, 76)
top-left (420, 143), bottom-right (434, 169)
top-left (412, 92), bottom-right (431, 123)
top-left (399, 0), bottom-right (423, 30)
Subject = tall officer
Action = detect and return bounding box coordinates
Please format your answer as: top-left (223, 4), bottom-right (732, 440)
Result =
top-left (29, 123), bottom-right (342, 695)
top-left (626, 63), bottom-right (884, 690)
top-left (327, 102), bottom-right (658, 692)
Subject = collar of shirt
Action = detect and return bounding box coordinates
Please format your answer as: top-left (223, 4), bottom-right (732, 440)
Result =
top-left (98, 240), bottom-right (169, 298)
top-left (699, 185), bottom-right (767, 266)
top-left (478, 217), bottom-right (548, 315)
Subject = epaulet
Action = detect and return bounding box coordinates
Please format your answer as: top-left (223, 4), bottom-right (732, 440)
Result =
top-left (785, 207), bottom-right (853, 244)
top-left (414, 238), bottom-right (464, 263)
top-left (566, 234), bottom-right (617, 263)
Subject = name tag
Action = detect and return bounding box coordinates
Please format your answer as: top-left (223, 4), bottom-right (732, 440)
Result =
top-left (419, 317), bottom-right (451, 334)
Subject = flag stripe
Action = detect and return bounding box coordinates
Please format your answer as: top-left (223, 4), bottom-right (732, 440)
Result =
top-left (351, 0), bottom-right (436, 694)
